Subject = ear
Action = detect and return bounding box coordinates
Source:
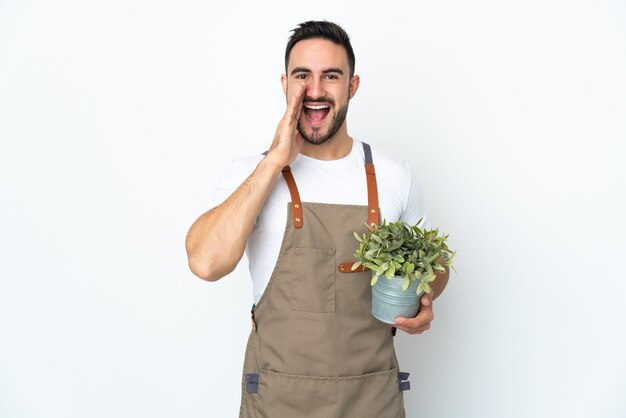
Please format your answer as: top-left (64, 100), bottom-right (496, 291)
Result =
top-left (281, 74), bottom-right (287, 94)
top-left (349, 75), bottom-right (360, 99)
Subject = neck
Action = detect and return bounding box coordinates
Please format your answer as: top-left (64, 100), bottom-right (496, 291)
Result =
top-left (299, 124), bottom-right (353, 161)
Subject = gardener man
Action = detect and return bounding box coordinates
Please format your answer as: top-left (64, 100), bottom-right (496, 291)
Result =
top-left (185, 20), bottom-right (449, 417)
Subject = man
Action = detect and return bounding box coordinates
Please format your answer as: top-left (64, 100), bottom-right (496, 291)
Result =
top-left (186, 21), bottom-right (449, 417)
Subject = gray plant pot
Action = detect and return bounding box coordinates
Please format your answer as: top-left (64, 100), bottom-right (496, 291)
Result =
top-left (371, 273), bottom-right (424, 325)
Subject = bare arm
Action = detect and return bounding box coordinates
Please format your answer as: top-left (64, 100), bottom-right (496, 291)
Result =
top-left (185, 159), bottom-right (283, 281)
top-left (185, 84), bottom-right (306, 281)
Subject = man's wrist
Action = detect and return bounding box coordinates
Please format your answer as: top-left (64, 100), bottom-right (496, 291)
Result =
top-left (258, 154), bottom-right (284, 176)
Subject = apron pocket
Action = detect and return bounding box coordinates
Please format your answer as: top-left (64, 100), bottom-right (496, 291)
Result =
top-left (254, 368), bottom-right (404, 418)
top-left (289, 247), bottom-right (336, 313)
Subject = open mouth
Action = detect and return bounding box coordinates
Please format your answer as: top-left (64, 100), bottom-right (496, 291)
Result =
top-left (303, 104), bottom-right (331, 126)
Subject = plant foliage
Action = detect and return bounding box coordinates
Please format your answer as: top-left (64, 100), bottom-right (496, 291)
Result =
top-left (352, 220), bottom-right (455, 295)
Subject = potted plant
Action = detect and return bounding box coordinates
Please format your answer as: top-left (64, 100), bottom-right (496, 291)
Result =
top-left (352, 220), bottom-right (455, 324)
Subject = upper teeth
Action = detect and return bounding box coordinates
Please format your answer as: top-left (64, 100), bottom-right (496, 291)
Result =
top-left (304, 105), bottom-right (329, 109)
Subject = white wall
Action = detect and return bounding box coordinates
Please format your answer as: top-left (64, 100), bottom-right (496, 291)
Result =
top-left (1, 1), bottom-right (625, 417)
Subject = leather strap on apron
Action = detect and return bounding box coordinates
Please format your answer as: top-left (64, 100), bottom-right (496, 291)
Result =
top-left (280, 142), bottom-right (378, 231)
top-left (363, 142), bottom-right (380, 231)
top-left (281, 166), bottom-right (303, 229)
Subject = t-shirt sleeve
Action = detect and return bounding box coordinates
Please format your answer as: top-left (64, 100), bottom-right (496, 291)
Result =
top-left (209, 156), bottom-right (258, 208)
top-left (399, 161), bottom-right (429, 229)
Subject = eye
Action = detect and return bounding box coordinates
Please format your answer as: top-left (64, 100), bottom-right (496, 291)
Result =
top-left (324, 74), bottom-right (339, 80)
top-left (294, 74), bottom-right (309, 80)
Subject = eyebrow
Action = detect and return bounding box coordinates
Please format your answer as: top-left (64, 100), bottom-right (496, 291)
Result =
top-left (290, 67), bottom-right (344, 76)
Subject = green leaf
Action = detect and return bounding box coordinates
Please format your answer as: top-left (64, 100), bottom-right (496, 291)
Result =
top-left (376, 262), bottom-right (388, 276)
top-left (405, 263), bottom-right (415, 275)
top-left (402, 276), bottom-right (410, 291)
top-left (353, 232), bottom-right (363, 242)
top-left (434, 264), bottom-right (446, 272)
top-left (351, 261), bottom-right (362, 270)
top-left (371, 275), bottom-right (379, 286)
top-left (425, 262), bottom-right (433, 276)
top-left (364, 262), bottom-right (378, 271)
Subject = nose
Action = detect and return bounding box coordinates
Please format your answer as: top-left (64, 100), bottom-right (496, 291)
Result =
top-left (305, 77), bottom-right (324, 100)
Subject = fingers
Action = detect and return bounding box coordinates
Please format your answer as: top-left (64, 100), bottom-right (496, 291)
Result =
top-left (395, 311), bottom-right (433, 331)
top-left (266, 83), bottom-right (305, 168)
top-left (285, 83), bottom-right (305, 122)
top-left (394, 297), bottom-right (434, 335)
top-left (395, 322), bottom-right (431, 335)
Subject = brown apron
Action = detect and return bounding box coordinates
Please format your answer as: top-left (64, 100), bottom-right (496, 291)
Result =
top-left (240, 143), bottom-right (410, 418)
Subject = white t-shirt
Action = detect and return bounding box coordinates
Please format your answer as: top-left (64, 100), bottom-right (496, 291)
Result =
top-left (211, 139), bottom-right (427, 303)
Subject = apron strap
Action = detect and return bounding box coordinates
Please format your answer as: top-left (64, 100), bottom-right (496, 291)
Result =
top-left (262, 150), bottom-right (303, 229)
top-left (337, 261), bottom-right (365, 273)
top-left (278, 142), bottom-right (379, 232)
top-left (262, 151), bottom-right (303, 229)
top-left (362, 142), bottom-right (380, 231)
top-left (337, 142), bottom-right (380, 274)
top-left (281, 166), bottom-right (303, 229)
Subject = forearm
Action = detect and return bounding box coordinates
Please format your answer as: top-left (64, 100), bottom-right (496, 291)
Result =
top-left (430, 265), bottom-right (450, 300)
top-left (186, 83), bottom-right (305, 281)
top-left (185, 158), bottom-right (283, 281)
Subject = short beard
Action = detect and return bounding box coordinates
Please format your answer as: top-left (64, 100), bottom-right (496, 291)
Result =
top-left (298, 103), bottom-right (349, 146)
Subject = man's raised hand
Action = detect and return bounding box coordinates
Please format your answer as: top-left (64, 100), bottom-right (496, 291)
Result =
top-left (265, 83), bottom-right (306, 169)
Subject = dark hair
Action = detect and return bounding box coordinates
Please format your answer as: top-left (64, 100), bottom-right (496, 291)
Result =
top-left (285, 21), bottom-right (356, 77)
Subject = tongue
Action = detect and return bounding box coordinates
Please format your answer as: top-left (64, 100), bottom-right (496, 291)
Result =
top-left (306, 108), bottom-right (329, 123)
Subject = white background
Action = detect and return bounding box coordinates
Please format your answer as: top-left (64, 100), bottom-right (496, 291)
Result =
top-left (1, 1), bottom-right (625, 417)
